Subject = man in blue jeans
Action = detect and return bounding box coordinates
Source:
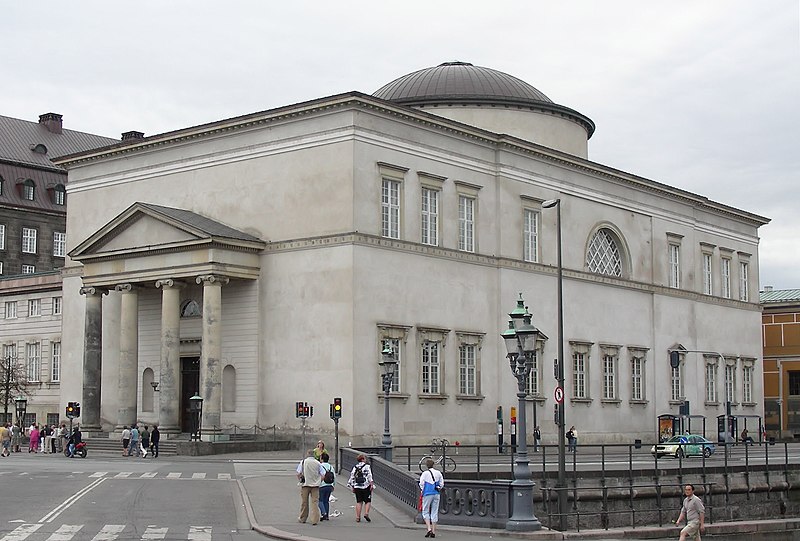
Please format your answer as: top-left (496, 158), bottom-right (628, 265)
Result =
top-left (127, 424), bottom-right (140, 457)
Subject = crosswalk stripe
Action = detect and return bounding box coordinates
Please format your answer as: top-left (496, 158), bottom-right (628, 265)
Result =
top-left (187, 526), bottom-right (212, 540)
top-left (0, 523), bottom-right (42, 541)
top-left (140, 472), bottom-right (157, 478)
top-left (114, 472), bottom-right (133, 478)
top-left (89, 472), bottom-right (108, 478)
top-left (217, 473), bottom-right (231, 480)
top-left (141, 526), bottom-right (168, 539)
top-left (90, 524), bottom-right (125, 541)
top-left (46, 524), bottom-right (83, 540)
top-left (191, 472), bottom-right (206, 479)
top-left (166, 472), bottom-right (181, 479)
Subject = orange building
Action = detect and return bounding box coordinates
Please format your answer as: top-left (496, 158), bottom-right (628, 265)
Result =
top-left (762, 288), bottom-right (800, 439)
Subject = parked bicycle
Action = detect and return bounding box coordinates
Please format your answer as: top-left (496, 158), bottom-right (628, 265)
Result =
top-left (418, 437), bottom-right (456, 472)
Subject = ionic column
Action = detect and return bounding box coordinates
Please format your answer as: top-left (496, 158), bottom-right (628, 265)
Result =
top-left (197, 274), bottom-right (229, 434)
top-left (156, 279), bottom-right (184, 434)
top-left (80, 286), bottom-right (108, 431)
top-left (115, 284), bottom-right (139, 430)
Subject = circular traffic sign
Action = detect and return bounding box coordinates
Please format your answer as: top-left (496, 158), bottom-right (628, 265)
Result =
top-left (554, 386), bottom-right (564, 404)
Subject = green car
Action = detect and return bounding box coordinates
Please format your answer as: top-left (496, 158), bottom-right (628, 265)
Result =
top-left (650, 434), bottom-right (716, 458)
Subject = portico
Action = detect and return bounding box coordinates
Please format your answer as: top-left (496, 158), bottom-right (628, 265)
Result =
top-left (69, 203), bottom-right (265, 435)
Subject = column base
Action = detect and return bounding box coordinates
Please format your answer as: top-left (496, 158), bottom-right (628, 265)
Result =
top-left (506, 518), bottom-right (543, 531)
top-left (158, 424), bottom-right (182, 434)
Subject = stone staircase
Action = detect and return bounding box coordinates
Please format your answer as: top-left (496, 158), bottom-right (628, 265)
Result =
top-left (85, 436), bottom-right (180, 456)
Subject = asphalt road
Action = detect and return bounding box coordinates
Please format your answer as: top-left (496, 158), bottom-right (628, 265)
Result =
top-left (0, 452), bottom-right (264, 541)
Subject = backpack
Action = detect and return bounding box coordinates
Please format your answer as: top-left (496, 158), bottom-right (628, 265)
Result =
top-left (323, 465), bottom-right (335, 484)
top-left (354, 463), bottom-right (366, 485)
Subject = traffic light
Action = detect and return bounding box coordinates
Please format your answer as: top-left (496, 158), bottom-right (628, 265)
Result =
top-left (296, 401), bottom-right (304, 418)
top-left (66, 401), bottom-right (80, 419)
top-left (669, 350), bottom-right (680, 369)
top-left (333, 397), bottom-right (342, 419)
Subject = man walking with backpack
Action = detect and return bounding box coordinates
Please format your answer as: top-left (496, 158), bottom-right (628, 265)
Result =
top-left (296, 449), bottom-right (325, 525)
top-left (347, 454), bottom-right (374, 523)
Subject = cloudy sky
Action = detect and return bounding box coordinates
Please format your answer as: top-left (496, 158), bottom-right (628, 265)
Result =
top-left (3, 1), bottom-right (798, 289)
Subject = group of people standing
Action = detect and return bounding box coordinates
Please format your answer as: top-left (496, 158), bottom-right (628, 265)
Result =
top-left (0, 422), bottom-right (73, 455)
top-left (120, 423), bottom-right (160, 458)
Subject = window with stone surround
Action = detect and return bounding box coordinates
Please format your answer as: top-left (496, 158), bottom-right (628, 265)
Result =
top-left (570, 341), bottom-right (593, 400)
top-left (52, 297), bottom-right (62, 316)
top-left (587, 227), bottom-right (624, 277)
top-left (702, 252), bottom-right (713, 295)
top-left (721, 256), bottom-right (732, 298)
top-left (53, 231), bottom-right (66, 258)
top-left (458, 195), bottom-right (475, 252)
top-left (670, 351), bottom-right (684, 401)
top-left (51, 342), bottom-right (61, 382)
top-left (705, 356), bottom-right (718, 403)
top-left (629, 349), bottom-right (648, 402)
top-left (742, 359), bottom-right (755, 403)
top-left (22, 227), bottom-right (37, 254)
top-left (26, 342), bottom-right (40, 382)
top-left (725, 358), bottom-right (737, 403)
top-left (456, 332), bottom-right (484, 398)
top-left (418, 327), bottom-right (449, 396)
top-left (5, 301), bottom-right (17, 319)
top-left (739, 260), bottom-right (750, 301)
top-left (421, 187), bottom-right (439, 246)
top-left (523, 208), bottom-right (539, 263)
top-left (378, 324), bottom-right (410, 395)
top-left (379, 163), bottom-right (406, 240)
top-left (668, 242), bottom-right (681, 288)
top-left (600, 345), bottom-right (620, 401)
top-left (22, 179), bottom-right (35, 201)
top-left (28, 299), bottom-right (41, 317)
top-left (53, 184), bottom-right (66, 205)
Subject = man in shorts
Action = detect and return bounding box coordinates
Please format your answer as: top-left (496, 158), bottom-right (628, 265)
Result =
top-left (347, 454), bottom-right (374, 523)
top-left (675, 483), bottom-right (705, 540)
top-left (0, 423), bottom-right (11, 456)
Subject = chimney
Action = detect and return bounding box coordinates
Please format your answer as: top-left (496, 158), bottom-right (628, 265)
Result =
top-left (39, 113), bottom-right (63, 134)
top-left (121, 131), bottom-right (145, 141)
top-left (763, 285), bottom-right (774, 292)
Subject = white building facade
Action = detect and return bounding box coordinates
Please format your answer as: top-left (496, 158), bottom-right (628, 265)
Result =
top-left (53, 63), bottom-right (767, 444)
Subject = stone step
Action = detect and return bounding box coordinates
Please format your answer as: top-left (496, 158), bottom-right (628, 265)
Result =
top-left (85, 437), bottom-right (179, 456)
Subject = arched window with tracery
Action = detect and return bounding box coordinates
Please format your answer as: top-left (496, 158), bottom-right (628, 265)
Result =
top-left (180, 299), bottom-right (201, 318)
top-left (586, 227), bottom-right (624, 277)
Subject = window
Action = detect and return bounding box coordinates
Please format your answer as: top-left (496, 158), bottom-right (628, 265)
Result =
top-left (725, 362), bottom-right (736, 403)
top-left (51, 342), bottom-right (61, 382)
top-left (739, 262), bottom-right (749, 301)
top-left (587, 229), bottom-right (622, 276)
top-left (381, 178), bottom-right (401, 239)
top-left (382, 338), bottom-right (401, 393)
top-left (702, 253), bottom-right (713, 295)
top-left (458, 195), bottom-right (475, 252)
top-left (705, 358), bottom-right (718, 403)
top-left (721, 258), bottom-right (731, 298)
top-left (223, 365), bottom-right (236, 411)
top-left (0, 224), bottom-right (5, 250)
top-left (789, 371), bottom-right (800, 396)
top-left (573, 352), bottom-right (587, 399)
top-left (459, 344), bottom-right (476, 395)
top-left (0, 262), bottom-right (3, 275)
top-left (22, 179), bottom-right (35, 200)
top-left (3, 344), bottom-right (17, 363)
top-left (28, 299), bottom-right (41, 317)
top-left (180, 299), bottom-right (201, 318)
top-left (602, 354), bottom-right (617, 400)
top-left (22, 265), bottom-right (35, 274)
top-left (26, 342), bottom-right (40, 382)
top-left (668, 244), bottom-right (681, 288)
top-left (525, 351), bottom-right (539, 396)
top-left (378, 325), bottom-right (409, 394)
top-left (670, 352), bottom-right (684, 401)
top-left (523, 209), bottom-right (539, 263)
top-left (5, 301), bottom-right (17, 319)
top-left (421, 187), bottom-right (439, 246)
top-left (630, 353), bottom-right (646, 401)
top-left (53, 184), bottom-right (66, 205)
top-left (742, 363), bottom-right (753, 403)
top-left (52, 297), bottom-right (62, 315)
top-left (22, 227), bottom-right (37, 253)
top-left (421, 341), bottom-right (440, 394)
top-left (53, 231), bottom-right (66, 257)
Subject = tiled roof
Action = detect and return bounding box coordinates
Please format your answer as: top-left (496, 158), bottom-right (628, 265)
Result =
top-left (138, 203), bottom-right (263, 242)
top-left (0, 114), bottom-right (117, 170)
top-left (760, 289), bottom-right (800, 303)
top-left (0, 162), bottom-right (68, 213)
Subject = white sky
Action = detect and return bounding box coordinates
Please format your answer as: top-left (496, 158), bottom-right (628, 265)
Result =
top-left (3, 1), bottom-right (798, 289)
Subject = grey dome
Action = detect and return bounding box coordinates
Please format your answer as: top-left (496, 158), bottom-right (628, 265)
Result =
top-left (373, 61), bottom-right (594, 137)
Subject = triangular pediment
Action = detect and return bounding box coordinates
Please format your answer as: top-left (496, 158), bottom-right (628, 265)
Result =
top-left (70, 202), bottom-right (265, 261)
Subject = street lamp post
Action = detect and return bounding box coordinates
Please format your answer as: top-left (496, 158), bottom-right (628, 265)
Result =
top-left (543, 198), bottom-right (567, 530)
top-left (379, 344), bottom-right (398, 461)
top-left (189, 394), bottom-right (203, 442)
top-left (15, 396), bottom-right (27, 431)
top-left (501, 295), bottom-right (542, 531)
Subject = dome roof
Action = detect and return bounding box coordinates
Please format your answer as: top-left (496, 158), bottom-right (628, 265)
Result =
top-left (373, 61), bottom-right (594, 138)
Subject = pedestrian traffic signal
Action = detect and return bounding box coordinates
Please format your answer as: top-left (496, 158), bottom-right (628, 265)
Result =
top-left (66, 402), bottom-right (80, 419)
top-left (333, 397), bottom-right (342, 419)
top-left (669, 350), bottom-right (680, 368)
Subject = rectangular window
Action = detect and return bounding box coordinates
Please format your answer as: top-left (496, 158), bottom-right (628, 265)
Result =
top-left (603, 354), bottom-right (616, 399)
top-left (381, 179), bottom-right (401, 239)
top-left (53, 231), bottom-right (66, 258)
top-left (790, 372), bottom-right (800, 396)
top-left (3, 344), bottom-right (17, 362)
top-left (721, 258), bottom-right (731, 298)
top-left (742, 365), bottom-right (752, 403)
top-left (26, 342), bottom-right (41, 382)
top-left (28, 299), bottom-right (41, 317)
top-left (421, 187), bottom-right (439, 246)
top-left (51, 342), bottom-right (61, 382)
top-left (23, 183), bottom-right (34, 201)
top-left (725, 364), bottom-right (736, 403)
top-left (671, 365), bottom-right (683, 401)
top-left (631, 357), bottom-right (643, 401)
top-left (52, 297), bottom-right (62, 316)
top-left (739, 262), bottom-right (749, 301)
top-left (525, 352), bottom-right (539, 396)
top-left (572, 352), bottom-right (587, 399)
top-left (458, 195), bottom-right (475, 252)
top-left (381, 338), bottom-right (401, 393)
top-left (668, 244), bottom-right (680, 288)
top-left (0, 224), bottom-right (5, 250)
top-left (22, 265), bottom-right (35, 274)
top-left (702, 253), bottom-right (713, 295)
top-left (523, 209), bottom-right (539, 263)
top-left (5, 301), bottom-right (17, 319)
top-left (22, 227), bottom-right (37, 253)
top-left (421, 341), bottom-right (440, 394)
top-left (705, 362), bottom-right (717, 402)
top-left (0, 262), bottom-right (3, 275)
top-left (459, 344), bottom-right (476, 395)
top-left (54, 189), bottom-right (65, 206)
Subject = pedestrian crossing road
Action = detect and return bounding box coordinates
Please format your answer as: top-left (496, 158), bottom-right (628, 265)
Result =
top-left (1, 523), bottom-right (215, 540)
top-left (0, 471), bottom-right (233, 480)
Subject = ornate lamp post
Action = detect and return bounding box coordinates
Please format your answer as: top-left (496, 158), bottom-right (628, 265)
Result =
top-left (15, 396), bottom-right (27, 430)
top-left (379, 343), bottom-right (398, 461)
top-left (501, 295), bottom-right (542, 531)
top-left (189, 394), bottom-right (203, 441)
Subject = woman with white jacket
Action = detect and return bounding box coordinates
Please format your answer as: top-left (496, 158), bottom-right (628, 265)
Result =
top-left (418, 458), bottom-right (444, 538)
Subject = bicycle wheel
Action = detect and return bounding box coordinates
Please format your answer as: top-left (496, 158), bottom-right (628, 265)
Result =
top-left (442, 457), bottom-right (456, 473)
top-left (418, 455), bottom-right (435, 471)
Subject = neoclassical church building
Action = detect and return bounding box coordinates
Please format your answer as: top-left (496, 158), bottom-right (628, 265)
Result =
top-left (53, 62), bottom-right (767, 444)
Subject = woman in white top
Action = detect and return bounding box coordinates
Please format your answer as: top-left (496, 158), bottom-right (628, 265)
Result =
top-left (418, 458), bottom-right (445, 538)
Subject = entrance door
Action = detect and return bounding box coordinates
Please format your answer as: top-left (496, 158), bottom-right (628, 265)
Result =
top-left (180, 357), bottom-right (200, 433)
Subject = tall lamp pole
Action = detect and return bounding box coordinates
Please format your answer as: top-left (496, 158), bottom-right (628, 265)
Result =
top-left (379, 344), bottom-right (397, 461)
top-left (543, 198), bottom-right (567, 530)
top-left (501, 295), bottom-right (542, 531)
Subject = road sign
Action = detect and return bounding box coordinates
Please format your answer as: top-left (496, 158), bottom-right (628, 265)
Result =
top-left (554, 386), bottom-right (564, 404)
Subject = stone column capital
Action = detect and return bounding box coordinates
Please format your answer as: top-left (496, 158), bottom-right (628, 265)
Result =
top-left (114, 283), bottom-right (139, 293)
top-left (196, 275), bottom-right (230, 286)
top-left (155, 279), bottom-right (186, 290)
top-left (80, 286), bottom-right (108, 297)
